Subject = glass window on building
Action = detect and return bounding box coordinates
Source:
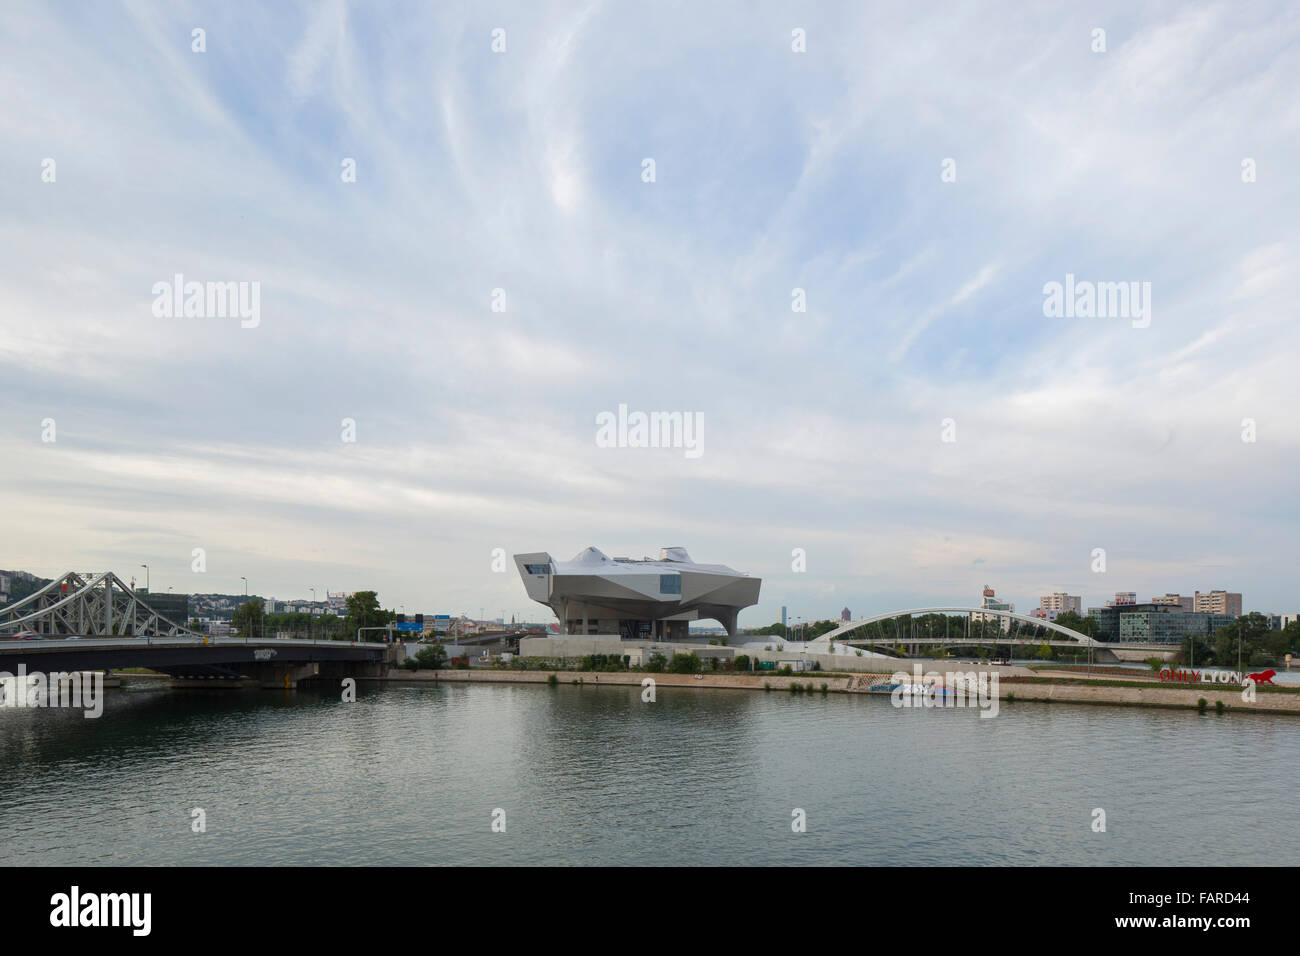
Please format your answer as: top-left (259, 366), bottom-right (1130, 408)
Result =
top-left (660, 574), bottom-right (681, 595)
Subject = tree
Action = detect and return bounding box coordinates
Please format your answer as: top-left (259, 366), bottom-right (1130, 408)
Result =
top-left (1052, 611), bottom-right (1098, 640)
top-left (414, 644), bottom-right (447, 669)
top-left (231, 599), bottom-right (264, 637)
top-left (343, 590), bottom-right (394, 639)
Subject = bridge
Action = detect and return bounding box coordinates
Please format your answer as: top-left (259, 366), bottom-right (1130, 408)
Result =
top-left (806, 607), bottom-right (1176, 662)
top-left (0, 571), bottom-right (202, 639)
top-left (0, 572), bottom-right (393, 687)
top-left (810, 607), bottom-right (1100, 647)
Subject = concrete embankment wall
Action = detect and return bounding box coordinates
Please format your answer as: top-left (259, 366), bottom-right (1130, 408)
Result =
top-left (379, 669), bottom-right (857, 692)
top-left (517, 636), bottom-right (897, 672)
top-left (371, 667), bottom-right (1300, 715)
top-left (1000, 679), bottom-right (1300, 714)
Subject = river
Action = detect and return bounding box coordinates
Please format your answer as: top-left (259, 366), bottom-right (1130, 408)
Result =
top-left (1, 681), bottom-right (1295, 865)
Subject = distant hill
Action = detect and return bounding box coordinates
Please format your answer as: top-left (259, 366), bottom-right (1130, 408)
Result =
top-left (0, 570), bottom-right (53, 605)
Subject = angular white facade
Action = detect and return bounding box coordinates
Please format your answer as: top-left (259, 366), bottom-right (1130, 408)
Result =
top-left (514, 546), bottom-right (761, 639)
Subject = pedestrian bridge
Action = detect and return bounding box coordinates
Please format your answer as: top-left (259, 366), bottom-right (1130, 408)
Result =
top-left (808, 607), bottom-right (1102, 647)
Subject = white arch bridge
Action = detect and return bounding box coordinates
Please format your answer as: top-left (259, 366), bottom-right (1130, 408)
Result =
top-left (807, 607), bottom-right (1102, 648)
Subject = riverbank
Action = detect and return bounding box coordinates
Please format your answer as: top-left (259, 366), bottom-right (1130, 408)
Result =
top-left (370, 666), bottom-right (1300, 715)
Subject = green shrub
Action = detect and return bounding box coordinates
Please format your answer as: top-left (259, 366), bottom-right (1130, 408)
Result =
top-left (820, 683), bottom-right (828, 694)
top-left (547, 673), bottom-right (558, 686)
top-left (1215, 700), bottom-right (1225, 714)
top-left (413, 645), bottom-right (448, 670)
top-left (764, 682), bottom-right (771, 691)
top-left (733, 654), bottom-right (751, 671)
top-left (1197, 697), bottom-right (1208, 711)
top-left (667, 652), bottom-right (702, 674)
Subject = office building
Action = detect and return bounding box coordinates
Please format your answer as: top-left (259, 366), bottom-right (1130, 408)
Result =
top-left (1088, 601), bottom-right (1234, 644)
top-left (974, 586), bottom-right (1014, 633)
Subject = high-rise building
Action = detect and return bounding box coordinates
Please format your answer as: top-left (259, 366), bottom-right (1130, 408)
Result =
top-left (781, 606), bottom-right (787, 628)
top-left (1194, 591), bottom-right (1242, 617)
top-left (1106, 592), bottom-right (1137, 607)
top-left (841, 606), bottom-right (852, 622)
top-left (1039, 592), bottom-right (1081, 615)
top-left (974, 586), bottom-right (1014, 633)
top-left (1152, 593), bottom-right (1194, 612)
top-left (0, 573), bottom-right (9, 604)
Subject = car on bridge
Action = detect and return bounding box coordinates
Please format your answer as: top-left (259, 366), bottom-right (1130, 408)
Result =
top-left (8, 630), bottom-right (44, 641)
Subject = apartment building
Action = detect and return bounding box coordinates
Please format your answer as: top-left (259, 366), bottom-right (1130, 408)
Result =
top-left (1193, 590), bottom-right (1242, 617)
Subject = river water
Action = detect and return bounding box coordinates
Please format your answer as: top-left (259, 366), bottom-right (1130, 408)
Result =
top-left (1, 681), bottom-right (1296, 865)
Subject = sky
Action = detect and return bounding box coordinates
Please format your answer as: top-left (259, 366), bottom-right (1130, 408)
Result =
top-left (1, 1), bottom-right (1298, 626)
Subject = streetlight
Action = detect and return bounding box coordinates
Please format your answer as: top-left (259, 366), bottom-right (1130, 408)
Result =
top-left (139, 564), bottom-right (149, 593)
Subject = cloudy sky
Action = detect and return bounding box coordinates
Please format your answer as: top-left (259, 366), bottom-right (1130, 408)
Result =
top-left (2, 1), bottom-right (1298, 625)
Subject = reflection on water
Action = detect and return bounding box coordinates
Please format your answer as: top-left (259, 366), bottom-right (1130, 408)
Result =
top-left (1, 682), bottom-right (1296, 865)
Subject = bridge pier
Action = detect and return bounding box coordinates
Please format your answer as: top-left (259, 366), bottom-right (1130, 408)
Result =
top-left (313, 660), bottom-right (388, 682)
top-left (247, 662), bottom-right (320, 689)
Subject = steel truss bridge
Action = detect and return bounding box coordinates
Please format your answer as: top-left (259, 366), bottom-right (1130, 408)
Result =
top-left (0, 571), bottom-right (200, 638)
top-left (0, 571), bottom-right (392, 686)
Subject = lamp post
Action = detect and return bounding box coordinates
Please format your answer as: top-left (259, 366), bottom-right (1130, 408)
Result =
top-left (139, 564), bottom-right (149, 593)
